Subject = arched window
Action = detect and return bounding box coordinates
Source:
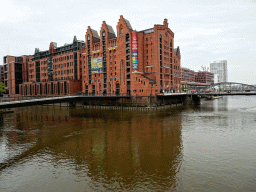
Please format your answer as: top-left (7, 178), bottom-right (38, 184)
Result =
top-left (120, 28), bottom-right (123, 35)
top-left (102, 30), bottom-right (105, 37)
top-left (87, 35), bottom-right (90, 40)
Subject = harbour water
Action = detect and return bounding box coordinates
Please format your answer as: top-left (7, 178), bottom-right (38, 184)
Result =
top-left (0, 96), bottom-right (256, 191)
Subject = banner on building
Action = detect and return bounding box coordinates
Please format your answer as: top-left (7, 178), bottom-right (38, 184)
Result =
top-left (91, 57), bottom-right (103, 74)
top-left (132, 33), bottom-right (138, 70)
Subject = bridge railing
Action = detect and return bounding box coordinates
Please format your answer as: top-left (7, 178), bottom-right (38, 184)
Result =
top-left (0, 93), bottom-right (131, 103)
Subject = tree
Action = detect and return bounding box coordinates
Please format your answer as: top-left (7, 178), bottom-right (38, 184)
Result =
top-left (181, 84), bottom-right (189, 92)
top-left (0, 82), bottom-right (6, 93)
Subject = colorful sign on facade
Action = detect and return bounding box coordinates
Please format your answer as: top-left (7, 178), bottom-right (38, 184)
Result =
top-left (91, 57), bottom-right (103, 74)
top-left (132, 33), bottom-right (138, 70)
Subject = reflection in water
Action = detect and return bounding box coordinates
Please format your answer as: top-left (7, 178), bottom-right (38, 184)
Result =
top-left (2, 96), bottom-right (255, 191)
top-left (0, 106), bottom-right (183, 191)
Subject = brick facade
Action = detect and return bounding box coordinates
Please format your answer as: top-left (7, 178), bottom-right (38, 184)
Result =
top-left (82, 16), bottom-right (181, 96)
top-left (181, 67), bottom-right (195, 82)
top-left (195, 71), bottom-right (214, 84)
top-left (5, 16), bottom-right (181, 97)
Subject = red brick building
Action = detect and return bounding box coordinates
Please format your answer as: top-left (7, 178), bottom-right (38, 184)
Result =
top-left (19, 36), bottom-right (84, 96)
top-left (181, 67), bottom-right (195, 82)
top-left (3, 56), bottom-right (25, 95)
top-left (6, 16), bottom-right (181, 97)
top-left (195, 71), bottom-right (214, 84)
top-left (81, 16), bottom-right (181, 96)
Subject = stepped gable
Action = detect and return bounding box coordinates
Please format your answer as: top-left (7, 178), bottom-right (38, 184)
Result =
top-left (103, 21), bottom-right (116, 39)
top-left (86, 26), bottom-right (100, 44)
top-left (118, 15), bottom-right (133, 31)
top-left (175, 46), bottom-right (180, 56)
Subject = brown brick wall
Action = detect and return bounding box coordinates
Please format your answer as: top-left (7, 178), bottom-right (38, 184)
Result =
top-left (10, 16), bottom-right (181, 97)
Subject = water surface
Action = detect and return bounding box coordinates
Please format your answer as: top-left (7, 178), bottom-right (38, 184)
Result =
top-left (0, 96), bottom-right (256, 191)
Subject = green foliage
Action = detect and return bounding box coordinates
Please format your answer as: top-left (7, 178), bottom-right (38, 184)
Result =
top-left (181, 84), bottom-right (189, 92)
top-left (0, 82), bottom-right (6, 93)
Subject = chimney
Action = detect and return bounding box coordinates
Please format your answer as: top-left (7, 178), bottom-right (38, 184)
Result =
top-left (163, 18), bottom-right (168, 28)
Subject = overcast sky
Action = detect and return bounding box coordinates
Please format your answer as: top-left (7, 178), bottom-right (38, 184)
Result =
top-left (1, 0), bottom-right (255, 84)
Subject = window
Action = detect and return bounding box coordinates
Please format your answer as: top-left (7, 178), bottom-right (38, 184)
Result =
top-left (120, 28), bottom-right (123, 35)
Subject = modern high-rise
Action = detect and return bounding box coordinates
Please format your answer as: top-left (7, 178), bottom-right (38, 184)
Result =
top-left (210, 60), bottom-right (227, 83)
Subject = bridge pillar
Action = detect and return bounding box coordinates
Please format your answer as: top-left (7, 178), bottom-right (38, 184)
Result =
top-left (69, 101), bottom-right (76, 107)
top-left (182, 95), bottom-right (190, 105)
top-left (192, 95), bottom-right (201, 105)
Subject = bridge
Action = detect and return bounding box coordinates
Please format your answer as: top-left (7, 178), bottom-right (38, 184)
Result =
top-left (208, 82), bottom-right (256, 92)
top-left (158, 91), bottom-right (256, 105)
top-left (182, 81), bottom-right (256, 92)
top-left (0, 95), bottom-right (130, 110)
top-left (1, 90), bottom-right (256, 110)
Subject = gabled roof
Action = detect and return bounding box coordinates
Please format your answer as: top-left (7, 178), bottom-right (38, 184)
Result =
top-left (106, 24), bottom-right (115, 35)
top-left (174, 47), bottom-right (180, 56)
top-left (174, 48), bottom-right (178, 55)
top-left (91, 29), bottom-right (100, 39)
top-left (124, 18), bottom-right (133, 30)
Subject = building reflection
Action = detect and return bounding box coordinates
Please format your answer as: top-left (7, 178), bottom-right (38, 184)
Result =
top-left (1, 106), bottom-right (183, 191)
top-left (55, 108), bottom-right (183, 190)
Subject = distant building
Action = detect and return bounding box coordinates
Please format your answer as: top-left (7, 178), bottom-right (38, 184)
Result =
top-left (195, 71), bottom-right (214, 84)
top-left (210, 60), bottom-right (227, 83)
top-left (3, 56), bottom-right (26, 95)
top-left (0, 65), bottom-right (4, 82)
top-left (181, 68), bottom-right (195, 82)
